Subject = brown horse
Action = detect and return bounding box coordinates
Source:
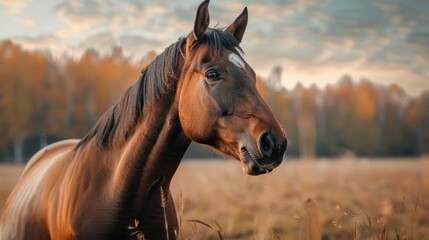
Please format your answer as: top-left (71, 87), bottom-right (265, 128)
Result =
top-left (0, 1), bottom-right (287, 239)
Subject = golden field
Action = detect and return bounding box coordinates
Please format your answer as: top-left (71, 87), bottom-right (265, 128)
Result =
top-left (1, 159), bottom-right (428, 239)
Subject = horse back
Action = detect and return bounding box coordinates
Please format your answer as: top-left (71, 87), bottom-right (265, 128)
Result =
top-left (0, 139), bottom-right (79, 240)
top-left (22, 139), bottom-right (80, 175)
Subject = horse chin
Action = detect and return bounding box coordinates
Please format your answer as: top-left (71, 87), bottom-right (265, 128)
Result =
top-left (239, 147), bottom-right (273, 176)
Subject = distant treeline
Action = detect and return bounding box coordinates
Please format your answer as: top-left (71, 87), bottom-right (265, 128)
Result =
top-left (0, 40), bottom-right (428, 162)
top-left (257, 74), bottom-right (429, 158)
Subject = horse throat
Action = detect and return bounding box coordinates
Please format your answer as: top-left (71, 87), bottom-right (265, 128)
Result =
top-left (113, 98), bottom-right (190, 220)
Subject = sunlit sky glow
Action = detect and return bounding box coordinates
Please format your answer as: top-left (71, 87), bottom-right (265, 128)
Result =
top-left (1, 0), bottom-right (428, 95)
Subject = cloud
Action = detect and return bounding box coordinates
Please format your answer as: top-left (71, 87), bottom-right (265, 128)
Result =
top-left (53, 0), bottom-right (187, 45)
top-left (14, 34), bottom-right (61, 47)
top-left (407, 28), bottom-right (429, 53)
top-left (251, 0), bottom-right (428, 69)
top-left (54, 0), bottom-right (105, 38)
top-left (12, 34), bottom-right (74, 58)
top-left (79, 32), bottom-right (117, 50)
top-left (0, 0), bottom-right (28, 15)
top-left (119, 34), bottom-right (165, 57)
top-left (2, 0), bottom-right (428, 95)
top-left (18, 19), bottom-right (35, 27)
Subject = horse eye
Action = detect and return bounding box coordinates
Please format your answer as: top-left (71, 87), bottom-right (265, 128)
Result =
top-left (205, 70), bottom-right (222, 82)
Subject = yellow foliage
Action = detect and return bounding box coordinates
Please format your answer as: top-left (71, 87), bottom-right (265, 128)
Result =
top-left (354, 90), bottom-right (376, 120)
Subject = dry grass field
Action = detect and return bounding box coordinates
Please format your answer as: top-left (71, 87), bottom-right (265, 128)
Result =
top-left (1, 159), bottom-right (428, 239)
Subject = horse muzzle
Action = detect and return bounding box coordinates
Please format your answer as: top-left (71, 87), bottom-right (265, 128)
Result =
top-left (239, 131), bottom-right (287, 176)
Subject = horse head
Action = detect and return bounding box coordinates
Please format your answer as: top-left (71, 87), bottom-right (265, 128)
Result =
top-left (178, 0), bottom-right (288, 175)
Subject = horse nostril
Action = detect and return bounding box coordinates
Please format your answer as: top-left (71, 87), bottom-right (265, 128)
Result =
top-left (258, 131), bottom-right (275, 158)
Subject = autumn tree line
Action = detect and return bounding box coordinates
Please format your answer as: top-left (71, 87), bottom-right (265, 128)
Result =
top-left (0, 40), bottom-right (428, 163)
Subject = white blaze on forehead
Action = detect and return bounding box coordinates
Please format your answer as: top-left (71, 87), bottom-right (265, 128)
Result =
top-left (228, 52), bottom-right (245, 69)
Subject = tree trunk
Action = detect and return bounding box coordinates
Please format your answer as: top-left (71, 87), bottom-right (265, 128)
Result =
top-left (14, 134), bottom-right (23, 164)
top-left (39, 130), bottom-right (48, 148)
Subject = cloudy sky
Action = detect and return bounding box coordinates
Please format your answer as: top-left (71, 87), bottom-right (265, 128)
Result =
top-left (0, 0), bottom-right (428, 95)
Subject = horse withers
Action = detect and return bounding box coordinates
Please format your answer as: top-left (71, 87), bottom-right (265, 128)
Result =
top-left (0, 1), bottom-right (287, 239)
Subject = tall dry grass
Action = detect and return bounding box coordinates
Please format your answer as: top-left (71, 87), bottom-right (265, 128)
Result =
top-left (1, 159), bottom-right (428, 239)
top-left (171, 159), bottom-right (429, 239)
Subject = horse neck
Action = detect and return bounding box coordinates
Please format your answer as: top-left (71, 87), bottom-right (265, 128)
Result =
top-left (111, 93), bottom-right (190, 212)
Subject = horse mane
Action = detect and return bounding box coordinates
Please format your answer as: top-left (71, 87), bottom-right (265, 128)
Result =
top-left (77, 28), bottom-right (241, 149)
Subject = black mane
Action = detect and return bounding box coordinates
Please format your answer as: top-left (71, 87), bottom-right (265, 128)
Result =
top-left (77, 28), bottom-right (241, 149)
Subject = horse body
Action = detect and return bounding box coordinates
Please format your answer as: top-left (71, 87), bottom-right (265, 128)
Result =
top-left (1, 92), bottom-right (187, 239)
top-left (1, 101), bottom-right (186, 239)
top-left (1, 1), bottom-right (288, 239)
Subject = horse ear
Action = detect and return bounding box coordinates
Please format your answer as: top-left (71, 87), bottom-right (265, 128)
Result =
top-left (226, 7), bottom-right (248, 43)
top-left (193, 0), bottom-right (210, 41)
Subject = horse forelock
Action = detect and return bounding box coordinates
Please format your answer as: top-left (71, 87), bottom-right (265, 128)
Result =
top-left (190, 28), bottom-right (243, 58)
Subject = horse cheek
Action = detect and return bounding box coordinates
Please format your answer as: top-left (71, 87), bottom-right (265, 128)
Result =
top-left (178, 97), bottom-right (203, 143)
